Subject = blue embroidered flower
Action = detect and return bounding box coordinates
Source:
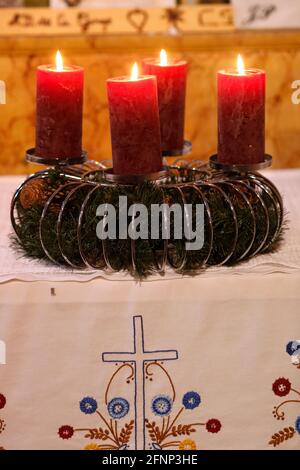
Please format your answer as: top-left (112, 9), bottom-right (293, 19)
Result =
top-left (151, 395), bottom-right (172, 416)
top-left (108, 397), bottom-right (129, 419)
top-left (79, 396), bottom-right (98, 414)
top-left (286, 341), bottom-right (300, 356)
top-left (182, 391), bottom-right (201, 410)
top-left (295, 416), bottom-right (300, 435)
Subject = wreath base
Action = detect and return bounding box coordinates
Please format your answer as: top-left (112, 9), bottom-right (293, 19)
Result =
top-left (10, 155), bottom-right (285, 279)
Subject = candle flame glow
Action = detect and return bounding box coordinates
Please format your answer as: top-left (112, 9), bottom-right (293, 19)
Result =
top-left (237, 54), bottom-right (245, 75)
top-left (160, 49), bottom-right (168, 66)
top-left (131, 62), bottom-right (139, 81)
top-left (56, 50), bottom-right (64, 72)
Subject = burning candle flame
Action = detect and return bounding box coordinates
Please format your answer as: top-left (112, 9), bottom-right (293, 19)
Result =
top-left (237, 54), bottom-right (245, 75)
top-left (131, 62), bottom-right (139, 81)
top-left (56, 50), bottom-right (64, 72)
top-left (160, 49), bottom-right (168, 66)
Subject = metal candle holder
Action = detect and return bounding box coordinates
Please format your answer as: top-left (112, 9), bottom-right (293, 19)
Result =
top-left (162, 140), bottom-right (192, 157)
top-left (209, 154), bottom-right (273, 173)
top-left (10, 148), bottom-right (284, 277)
top-left (26, 147), bottom-right (88, 167)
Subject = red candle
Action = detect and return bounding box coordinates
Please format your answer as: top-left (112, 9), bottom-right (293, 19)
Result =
top-left (107, 63), bottom-right (162, 176)
top-left (142, 50), bottom-right (188, 153)
top-left (36, 51), bottom-right (84, 160)
top-left (218, 55), bottom-right (265, 165)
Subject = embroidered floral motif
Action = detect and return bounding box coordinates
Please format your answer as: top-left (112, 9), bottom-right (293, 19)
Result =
top-left (272, 378), bottom-right (291, 397)
top-left (286, 341), bottom-right (300, 356)
top-left (0, 420), bottom-right (6, 434)
top-left (206, 419), bottom-right (222, 434)
top-left (0, 393), bottom-right (6, 450)
top-left (286, 340), bottom-right (300, 367)
top-left (59, 364), bottom-right (134, 451)
top-left (80, 397), bottom-right (98, 415)
top-left (58, 425), bottom-right (74, 440)
top-left (59, 393), bottom-right (134, 450)
top-left (268, 341), bottom-right (300, 447)
top-left (182, 391), bottom-right (201, 410)
top-left (178, 439), bottom-right (197, 450)
top-left (295, 416), bottom-right (300, 434)
top-left (84, 443), bottom-right (101, 450)
top-left (151, 395), bottom-right (172, 417)
top-left (0, 394), bottom-right (6, 410)
top-left (145, 388), bottom-right (221, 450)
top-left (107, 398), bottom-right (130, 420)
top-left (58, 316), bottom-right (222, 450)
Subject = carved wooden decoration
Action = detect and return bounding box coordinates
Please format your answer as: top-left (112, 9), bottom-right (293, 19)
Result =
top-left (0, 5), bottom-right (234, 36)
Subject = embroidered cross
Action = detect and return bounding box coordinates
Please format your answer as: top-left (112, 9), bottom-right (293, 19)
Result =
top-left (102, 315), bottom-right (178, 450)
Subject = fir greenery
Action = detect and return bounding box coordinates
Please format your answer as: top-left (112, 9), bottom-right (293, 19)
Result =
top-left (11, 170), bottom-right (284, 279)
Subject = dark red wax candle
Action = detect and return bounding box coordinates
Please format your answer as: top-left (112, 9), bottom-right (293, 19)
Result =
top-left (107, 64), bottom-right (162, 175)
top-left (36, 53), bottom-right (84, 159)
top-left (142, 51), bottom-right (187, 153)
top-left (218, 58), bottom-right (265, 165)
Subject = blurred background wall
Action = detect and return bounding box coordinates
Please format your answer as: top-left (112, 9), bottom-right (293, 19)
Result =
top-left (0, 2), bottom-right (299, 174)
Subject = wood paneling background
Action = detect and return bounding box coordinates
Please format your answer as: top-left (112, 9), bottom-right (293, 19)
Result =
top-left (0, 30), bottom-right (300, 174)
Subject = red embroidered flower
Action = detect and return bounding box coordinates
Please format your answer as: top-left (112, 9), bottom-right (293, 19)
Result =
top-left (58, 425), bottom-right (74, 440)
top-left (206, 419), bottom-right (222, 433)
top-left (0, 394), bottom-right (6, 410)
top-left (272, 378), bottom-right (291, 397)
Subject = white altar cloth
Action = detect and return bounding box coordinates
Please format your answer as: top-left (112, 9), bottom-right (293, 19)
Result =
top-left (0, 170), bottom-right (299, 450)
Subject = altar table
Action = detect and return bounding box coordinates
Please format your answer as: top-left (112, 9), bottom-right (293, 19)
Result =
top-left (0, 170), bottom-right (299, 450)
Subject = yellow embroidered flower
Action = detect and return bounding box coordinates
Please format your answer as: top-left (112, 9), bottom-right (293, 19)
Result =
top-left (84, 443), bottom-right (100, 450)
top-left (178, 439), bottom-right (197, 450)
